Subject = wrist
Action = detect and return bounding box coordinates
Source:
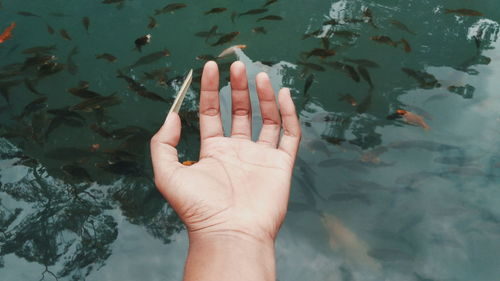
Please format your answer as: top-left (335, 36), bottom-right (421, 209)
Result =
top-left (185, 231), bottom-right (276, 281)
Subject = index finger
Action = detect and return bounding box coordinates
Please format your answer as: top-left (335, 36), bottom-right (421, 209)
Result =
top-left (199, 61), bottom-right (224, 142)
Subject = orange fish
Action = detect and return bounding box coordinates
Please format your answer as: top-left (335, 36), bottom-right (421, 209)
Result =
top-left (397, 109), bottom-right (430, 130)
top-left (182, 160), bottom-right (197, 166)
top-left (0, 22), bottom-right (16, 44)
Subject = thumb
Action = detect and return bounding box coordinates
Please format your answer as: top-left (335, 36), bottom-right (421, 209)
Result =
top-left (150, 112), bottom-right (183, 187)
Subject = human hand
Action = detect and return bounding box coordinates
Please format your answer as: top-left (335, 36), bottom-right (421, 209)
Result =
top-left (150, 61), bottom-right (301, 244)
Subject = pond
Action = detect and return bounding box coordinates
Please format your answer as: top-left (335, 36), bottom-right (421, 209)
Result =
top-left (1, 0), bottom-right (499, 280)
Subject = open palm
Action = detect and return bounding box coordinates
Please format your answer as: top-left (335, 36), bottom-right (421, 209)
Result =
top-left (150, 61), bottom-right (301, 242)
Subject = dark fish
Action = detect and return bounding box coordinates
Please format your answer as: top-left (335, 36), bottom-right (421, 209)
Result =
top-left (45, 147), bottom-right (93, 160)
top-left (110, 126), bottom-right (145, 139)
top-left (344, 58), bottom-right (379, 68)
top-left (257, 15), bottom-right (282, 21)
top-left (263, 0), bottom-right (278, 7)
top-left (323, 19), bottom-right (339, 26)
top-left (370, 35), bottom-right (398, 47)
top-left (96, 160), bottom-right (142, 176)
top-left (117, 71), bottom-right (169, 103)
top-left (22, 45), bottom-right (57, 54)
top-left (96, 53), bottom-right (117, 62)
top-left (61, 164), bottom-right (93, 182)
top-left (239, 8), bottom-right (268, 17)
top-left (325, 61), bottom-right (360, 82)
top-left (333, 30), bottom-right (360, 39)
top-left (155, 3), bottom-right (187, 15)
top-left (67, 46), bottom-right (79, 75)
top-left (0, 79), bottom-right (22, 102)
top-left (69, 94), bottom-right (121, 112)
top-left (390, 19), bottom-right (415, 35)
top-left (16, 96), bottom-right (48, 119)
top-left (400, 38), bottom-right (411, 53)
top-left (211, 31), bottom-right (239, 46)
top-left (68, 82), bottom-right (102, 99)
top-left (252, 26), bottom-right (267, 34)
top-left (82, 17), bottom-right (90, 34)
top-left (444, 9), bottom-right (483, 17)
top-left (401, 67), bottom-right (439, 89)
top-left (338, 94), bottom-right (358, 106)
top-left (195, 25), bottom-right (219, 42)
top-left (60, 29), bottom-right (72, 40)
top-left (46, 24), bottom-right (54, 35)
top-left (37, 62), bottom-right (65, 78)
top-left (304, 74), bottom-right (314, 95)
top-left (306, 48), bottom-right (336, 59)
top-left (17, 11), bottom-right (40, 17)
top-left (204, 7), bottom-right (227, 15)
top-left (24, 79), bottom-right (43, 95)
top-left (357, 66), bottom-right (373, 89)
top-left (196, 54), bottom-right (217, 61)
top-left (321, 37), bottom-right (330, 49)
top-left (297, 61), bottom-right (325, 72)
top-left (142, 67), bottom-right (171, 84)
top-left (22, 54), bottom-right (56, 70)
top-left (131, 49), bottom-right (170, 68)
top-left (48, 107), bottom-right (85, 121)
top-left (147, 16), bottom-right (157, 29)
top-left (355, 92), bottom-right (372, 113)
top-left (134, 34), bottom-right (151, 52)
top-left (302, 29), bottom-right (322, 39)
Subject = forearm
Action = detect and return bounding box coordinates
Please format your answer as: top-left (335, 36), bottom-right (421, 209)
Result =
top-left (184, 232), bottom-right (276, 281)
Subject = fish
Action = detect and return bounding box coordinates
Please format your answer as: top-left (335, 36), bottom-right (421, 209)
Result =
top-left (333, 30), bottom-right (360, 39)
top-left (389, 19), bottom-right (415, 35)
top-left (297, 61), bottom-right (325, 72)
top-left (117, 71), bottom-right (169, 103)
top-left (134, 34), bottom-right (151, 52)
top-left (69, 94), bottom-right (121, 112)
top-left (263, 0), bottom-right (278, 7)
top-left (142, 67), bottom-right (171, 84)
top-left (321, 37), bottom-right (330, 49)
top-left (396, 110), bottom-right (430, 130)
top-left (130, 49), bottom-right (170, 68)
top-left (370, 35), bottom-right (398, 47)
top-left (231, 12), bottom-right (237, 23)
top-left (61, 164), bottom-right (93, 182)
top-left (67, 46), bottom-right (79, 75)
top-left (239, 8), bottom-right (268, 17)
top-left (155, 3), bottom-right (187, 15)
top-left (444, 9), bottom-right (483, 17)
top-left (182, 160), bottom-right (197, 166)
top-left (46, 24), bottom-right (54, 35)
top-left (257, 15), bottom-right (283, 21)
top-left (37, 62), bottom-right (65, 78)
top-left (400, 38), bottom-right (411, 53)
top-left (338, 94), bottom-right (358, 106)
top-left (305, 48), bottom-right (336, 58)
top-left (147, 16), bottom-right (157, 29)
top-left (0, 22), bottom-right (16, 44)
top-left (109, 126), bottom-right (146, 139)
top-left (211, 31), bottom-right (239, 46)
top-left (401, 67), bottom-right (440, 89)
top-left (96, 53), bottom-right (117, 62)
top-left (82, 16), bottom-right (90, 33)
top-left (217, 44), bottom-right (246, 58)
top-left (96, 160), bottom-right (142, 176)
top-left (195, 25), bottom-right (219, 42)
top-left (323, 19), bottom-right (339, 26)
top-left (302, 29), bottom-right (322, 39)
top-left (195, 54), bottom-right (217, 62)
top-left (17, 11), bottom-right (40, 17)
top-left (24, 79), bottom-right (43, 95)
top-left (204, 7), bottom-right (227, 15)
top-left (22, 54), bottom-right (56, 70)
top-left (355, 92), bottom-right (372, 114)
top-left (321, 213), bottom-right (381, 271)
top-left (304, 74), bottom-right (314, 95)
top-left (325, 62), bottom-right (360, 82)
top-left (68, 81), bottom-right (102, 99)
top-left (363, 8), bottom-right (377, 28)
top-left (15, 96), bottom-right (48, 119)
top-left (357, 66), bottom-right (374, 89)
top-left (252, 26), bottom-right (267, 34)
top-left (22, 45), bottom-right (57, 54)
top-left (60, 29), bottom-right (72, 40)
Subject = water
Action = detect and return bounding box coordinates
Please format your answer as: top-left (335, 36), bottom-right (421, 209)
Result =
top-left (1, 0), bottom-right (499, 280)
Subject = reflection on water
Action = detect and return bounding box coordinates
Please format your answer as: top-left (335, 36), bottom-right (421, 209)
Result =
top-left (1, 0), bottom-right (500, 280)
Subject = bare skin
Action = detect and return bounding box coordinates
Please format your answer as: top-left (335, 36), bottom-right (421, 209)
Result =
top-left (150, 61), bottom-right (301, 281)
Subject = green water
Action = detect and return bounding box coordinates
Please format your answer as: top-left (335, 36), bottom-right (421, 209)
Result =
top-left (1, 0), bottom-right (500, 280)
